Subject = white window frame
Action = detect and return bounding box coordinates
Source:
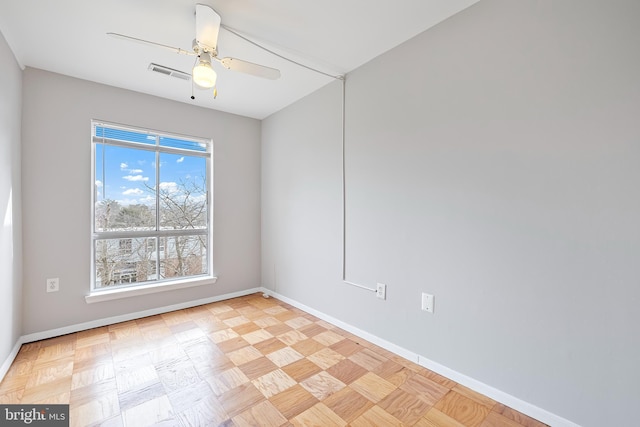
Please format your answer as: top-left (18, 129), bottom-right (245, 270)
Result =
top-left (87, 120), bottom-right (216, 303)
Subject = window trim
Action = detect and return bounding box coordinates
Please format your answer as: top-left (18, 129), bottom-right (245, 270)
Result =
top-left (85, 275), bottom-right (218, 304)
top-left (89, 120), bottom-right (214, 298)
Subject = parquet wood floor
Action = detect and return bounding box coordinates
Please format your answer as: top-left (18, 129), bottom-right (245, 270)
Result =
top-left (0, 293), bottom-right (548, 427)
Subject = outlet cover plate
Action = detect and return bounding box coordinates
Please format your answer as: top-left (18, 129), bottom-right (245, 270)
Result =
top-left (47, 278), bottom-right (59, 292)
top-left (422, 293), bottom-right (434, 313)
top-left (376, 283), bottom-right (386, 300)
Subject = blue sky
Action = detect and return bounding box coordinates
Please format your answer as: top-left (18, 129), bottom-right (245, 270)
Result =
top-left (95, 145), bottom-right (206, 207)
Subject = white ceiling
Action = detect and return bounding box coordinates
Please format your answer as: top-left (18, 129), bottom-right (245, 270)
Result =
top-left (0, 0), bottom-right (479, 119)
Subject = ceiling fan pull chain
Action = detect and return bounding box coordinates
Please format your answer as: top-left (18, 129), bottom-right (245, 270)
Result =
top-left (190, 55), bottom-right (199, 100)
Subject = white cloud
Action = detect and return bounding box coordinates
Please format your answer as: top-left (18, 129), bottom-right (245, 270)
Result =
top-left (128, 168), bottom-right (144, 174)
top-left (123, 175), bottom-right (149, 182)
top-left (139, 195), bottom-right (155, 205)
top-left (159, 181), bottom-right (178, 194)
top-left (177, 157), bottom-right (185, 163)
top-left (95, 180), bottom-right (103, 188)
top-left (122, 188), bottom-right (144, 196)
top-left (192, 193), bottom-right (207, 203)
top-left (120, 162), bottom-right (128, 170)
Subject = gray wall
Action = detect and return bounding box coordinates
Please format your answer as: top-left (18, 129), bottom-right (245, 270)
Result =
top-left (21, 68), bottom-right (261, 334)
top-left (0, 31), bottom-right (23, 370)
top-left (261, 1), bottom-right (640, 426)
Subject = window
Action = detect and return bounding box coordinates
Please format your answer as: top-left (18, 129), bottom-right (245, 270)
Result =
top-left (91, 121), bottom-right (212, 291)
top-left (119, 238), bottom-right (133, 255)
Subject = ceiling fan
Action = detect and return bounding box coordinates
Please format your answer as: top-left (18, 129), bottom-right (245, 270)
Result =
top-left (108, 4), bottom-right (281, 98)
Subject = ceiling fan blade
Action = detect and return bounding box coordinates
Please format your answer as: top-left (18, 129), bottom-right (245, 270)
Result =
top-left (218, 57), bottom-right (281, 80)
top-left (195, 4), bottom-right (221, 52)
top-left (107, 33), bottom-right (195, 56)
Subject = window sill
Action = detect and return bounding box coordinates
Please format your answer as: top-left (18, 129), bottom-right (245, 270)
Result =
top-left (85, 276), bottom-right (218, 304)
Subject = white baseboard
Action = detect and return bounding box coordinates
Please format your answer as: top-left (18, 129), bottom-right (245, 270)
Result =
top-left (263, 288), bottom-right (420, 363)
top-left (21, 287), bottom-right (261, 343)
top-left (0, 287), bottom-right (261, 383)
top-left (0, 337), bottom-right (25, 381)
top-left (261, 287), bottom-right (581, 427)
top-left (415, 356), bottom-right (580, 427)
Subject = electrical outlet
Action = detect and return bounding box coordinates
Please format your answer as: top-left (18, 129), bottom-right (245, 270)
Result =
top-left (421, 293), bottom-right (434, 313)
top-left (46, 278), bottom-right (59, 293)
top-left (376, 283), bottom-right (386, 300)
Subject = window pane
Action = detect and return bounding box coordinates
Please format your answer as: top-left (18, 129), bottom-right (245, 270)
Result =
top-left (94, 238), bottom-right (157, 288)
top-left (159, 235), bottom-right (207, 280)
top-left (95, 144), bottom-right (156, 232)
top-left (159, 135), bottom-right (208, 152)
top-left (159, 153), bottom-right (207, 230)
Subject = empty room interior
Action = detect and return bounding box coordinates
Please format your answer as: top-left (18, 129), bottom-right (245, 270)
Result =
top-left (0, 1), bottom-right (638, 426)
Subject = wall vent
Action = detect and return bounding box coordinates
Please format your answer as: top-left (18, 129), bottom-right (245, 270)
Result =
top-left (148, 63), bottom-right (191, 81)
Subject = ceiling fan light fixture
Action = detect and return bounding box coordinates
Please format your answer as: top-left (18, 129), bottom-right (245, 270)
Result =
top-left (192, 52), bottom-right (217, 88)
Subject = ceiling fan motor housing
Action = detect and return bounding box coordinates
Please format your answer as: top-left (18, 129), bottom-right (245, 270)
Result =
top-left (192, 39), bottom-right (217, 57)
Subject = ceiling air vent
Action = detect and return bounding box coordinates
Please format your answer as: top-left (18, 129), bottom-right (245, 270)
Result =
top-left (148, 63), bottom-right (191, 81)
